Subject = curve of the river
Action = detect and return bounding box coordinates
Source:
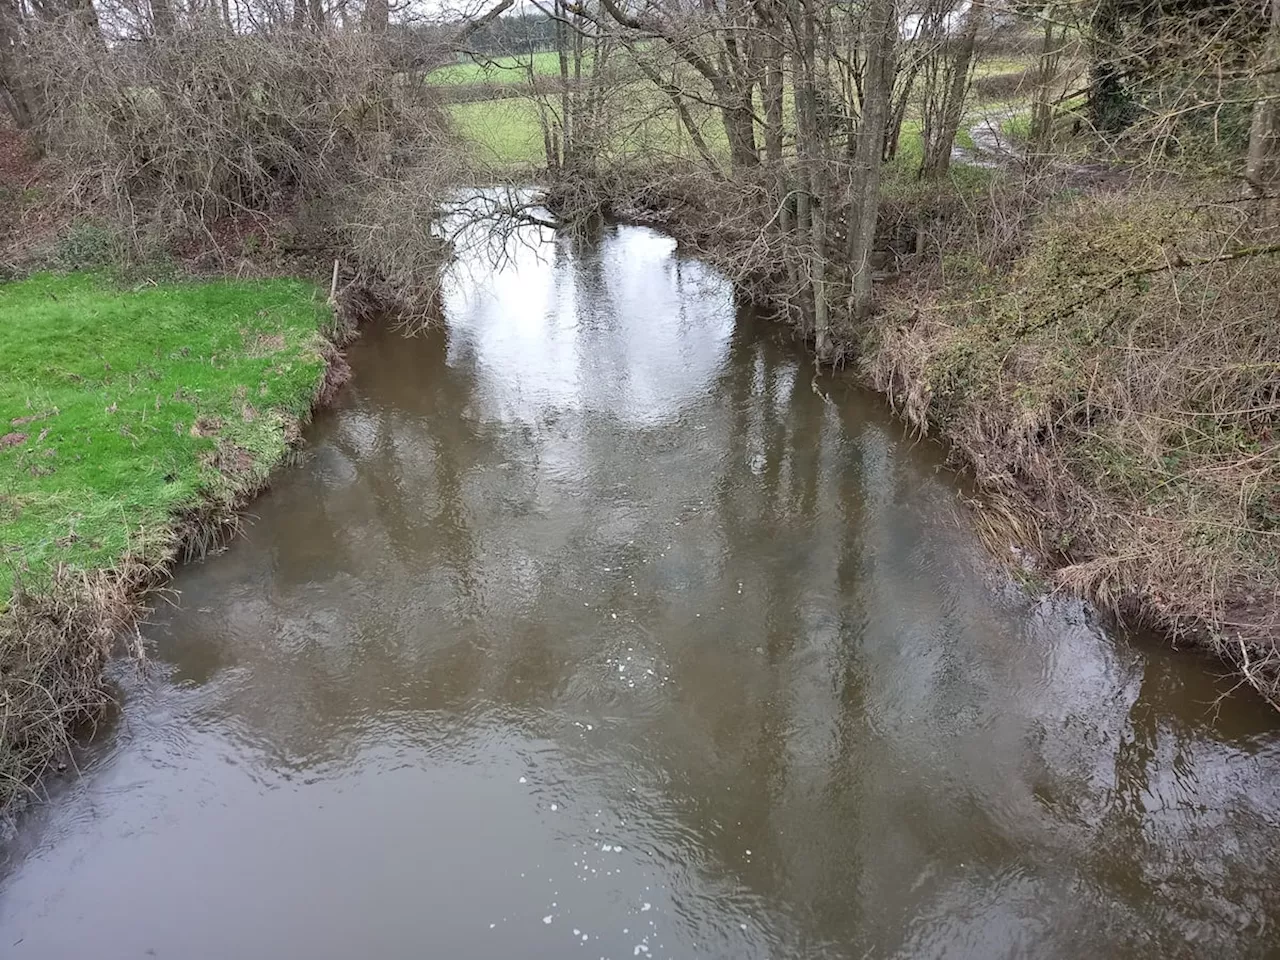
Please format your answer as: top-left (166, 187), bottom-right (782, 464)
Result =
top-left (2, 222), bottom-right (1278, 960)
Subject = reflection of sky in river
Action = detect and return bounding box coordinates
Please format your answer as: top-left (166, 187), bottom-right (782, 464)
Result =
top-left (443, 224), bottom-right (734, 425)
top-left (3, 219), bottom-right (1279, 960)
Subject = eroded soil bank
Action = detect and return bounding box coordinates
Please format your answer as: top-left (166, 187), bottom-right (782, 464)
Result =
top-left (1, 221), bottom-right (1277, 960)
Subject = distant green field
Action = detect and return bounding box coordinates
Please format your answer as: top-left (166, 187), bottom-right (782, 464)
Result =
top-left (450, 99), bottom-right (548, 166)
top-left (449, 84), bottom-right (729, 169)
top-left (973, 56), bottom-right (1034, 79)
top-left (431, 50), bottom-right (572, 85)
top-left (442, 51), bottom-right (1036, 172)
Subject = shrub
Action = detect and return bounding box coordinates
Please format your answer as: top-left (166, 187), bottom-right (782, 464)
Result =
top-left (29, 24), bottom-right (454, 245)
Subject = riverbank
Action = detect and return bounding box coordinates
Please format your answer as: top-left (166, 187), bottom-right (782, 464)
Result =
top-left (863, 180), bottom-right (1279, 701)
top-left (590, 167), bottom-right (1280, 706)
top-left (0, 272), bottom-right (356, 817)
top-left (5, 222), bottom-right (1278, 960)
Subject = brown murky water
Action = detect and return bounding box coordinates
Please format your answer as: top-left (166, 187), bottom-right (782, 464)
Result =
top-left (3, 223), bottom-right (1280, 959)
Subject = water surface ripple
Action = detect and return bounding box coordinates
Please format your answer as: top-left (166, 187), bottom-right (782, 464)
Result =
top-left (2, 224), bottom-right (1278, 960)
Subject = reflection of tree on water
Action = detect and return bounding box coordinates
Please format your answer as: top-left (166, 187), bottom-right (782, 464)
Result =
top-left (1066, 652), bottom-right (1280, 949)
top-left (136, 224), bottom-right (1280, 959)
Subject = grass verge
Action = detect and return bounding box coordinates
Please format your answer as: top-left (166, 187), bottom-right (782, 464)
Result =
top-left (1, 272), bottom-right (345, 816)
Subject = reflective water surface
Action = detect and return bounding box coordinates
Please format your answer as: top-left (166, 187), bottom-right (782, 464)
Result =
top-left (3, 224), bottom-right (1279, 960)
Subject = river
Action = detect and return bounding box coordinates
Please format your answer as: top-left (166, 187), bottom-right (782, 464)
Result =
top-left (2, 222), bottom-right (1279, 959)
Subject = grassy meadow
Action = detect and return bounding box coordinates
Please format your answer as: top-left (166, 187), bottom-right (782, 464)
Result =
top-left (430, 50), bottom-right (568, 85)
top-left (437, 48), bottom-right (1042, 173)
top-left (0, 274), bottom-right (332, 598)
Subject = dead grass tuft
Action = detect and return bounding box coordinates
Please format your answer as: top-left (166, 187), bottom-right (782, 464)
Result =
top-left (0, 566), bottom-right (132, 816)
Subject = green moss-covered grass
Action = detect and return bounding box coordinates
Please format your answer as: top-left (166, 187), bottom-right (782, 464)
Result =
top-left (0, 273), bottom-right (332, 599)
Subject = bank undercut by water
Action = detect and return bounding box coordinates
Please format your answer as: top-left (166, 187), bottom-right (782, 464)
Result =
top-left (0, 273), bottom-right (351, 817)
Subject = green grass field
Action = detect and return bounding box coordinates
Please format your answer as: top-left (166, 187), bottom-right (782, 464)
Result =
top-left (430, 50), bottom-right (568, 85)
top-left (450, 87), bottom-right (724, 169)
top-left (450, 99), bottom-right (549, 167)
top-left (0, 274), bottom-right (332, 598)
top-left (444, 51), bottom-right (1036, 172)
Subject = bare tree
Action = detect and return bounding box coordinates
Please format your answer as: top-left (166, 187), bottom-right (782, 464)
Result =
top-left (845, 0), bottom-right (896, 327)
top-left (596, 0), bottom-right (759, 168)
top-left (151, 0), bottom-right (176, 33)
top-left (0, 0), bottom-right (37, 127)
top-left (1245, 0), bottom-right (1280, 218)
top-left (919, 0), bottom-right (984, 177)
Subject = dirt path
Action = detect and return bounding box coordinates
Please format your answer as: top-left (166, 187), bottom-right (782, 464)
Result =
top-left (951, 108), bottom-right (1122, 186)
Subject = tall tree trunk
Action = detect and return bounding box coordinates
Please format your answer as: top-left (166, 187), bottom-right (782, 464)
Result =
top-left (71, 0), bottom-right (101, 36)
top-left (884, 64), bottom-right (917, 161)
top-left (1245, 0), bottom-right (1280, 221)
top-left (793, 0), bottom-right (828, 353)
top-left (2, 0), bottom-right (101, 124)
top-left (632, 51), bottom-right (721, 172)
top-left (596, 0), bottom-right (756, 166)
top-left (720, 0), bottom-right (759, 167)
top-left (721, 87), bottom-right (759, 168)
top-left (1088, 0), bottom-right (1128, 132)
top-left (846, 0), bottom-right (896, 325)
top-left (921, 0), bottom-right (984, 177)
top-left (365, 0), bottom-right (387, 33)
top-left (555, 0), bottom-right (571, 170)
top-left (0, 71), bottom-right (34, 128)
top-left (1029, 13), bottom-right (1066, 151)
top-left (0, 0), bottom-right (35, 128)
top-left (762, 15), bottom-right (784, 165)
top-left (151, 0), bottom-right (176, 35)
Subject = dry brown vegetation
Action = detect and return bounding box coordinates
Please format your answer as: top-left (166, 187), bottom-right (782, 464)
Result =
top-left (9, 21), bottom-right (466, 315)
top-left (862, 180), bottom-right (1280, 701)
top-left (32, 27), bottom-right (426, 229)
top-left (0, 567), bottom-right (130, 813)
